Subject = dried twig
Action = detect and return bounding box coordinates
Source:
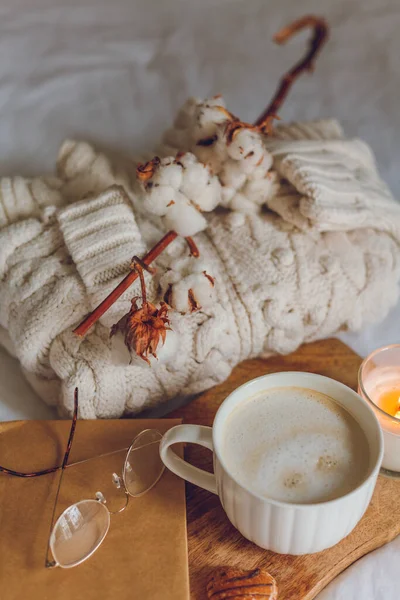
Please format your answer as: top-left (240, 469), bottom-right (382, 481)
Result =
top-left (136, 156), bottom-right (161, 183)
top-left (73, 230), bottom-right (178, 337)
top-left (185, 236), bottom-right (200, 257)
top-left (255, 16), bottom-right (329, 131)
top-left (188, 288), bottom-right (200, 312)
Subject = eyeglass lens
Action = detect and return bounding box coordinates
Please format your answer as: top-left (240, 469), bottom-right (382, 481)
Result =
top-left (49, 429), bottom-right (164, 568)
top-left (123, 429), bottom-right (164, 497)
top-left (50, 499), bottom-right (110, 568)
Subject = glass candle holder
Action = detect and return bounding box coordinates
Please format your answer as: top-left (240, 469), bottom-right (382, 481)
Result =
top-left (358, 344), bottom-right (400, 476)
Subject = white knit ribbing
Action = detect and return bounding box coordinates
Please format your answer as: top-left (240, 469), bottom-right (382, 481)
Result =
top-left (0, 219), bottom-right (89, 377)
top-left (0, 176), bottom-right (64, 227)
top-left (265, 137), bottom-right (399, 237)
top-left (57, 139), bottom-right (133, 203)
top-left (272, 119), bottom-right (344, 141)
top-left (57, 185), bottom-right (151, 328)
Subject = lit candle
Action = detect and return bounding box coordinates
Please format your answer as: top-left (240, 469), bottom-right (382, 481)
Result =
top-left (377, 388), bottom-right (400, 419)
top-left (358, 345), bottom-right (400, 475)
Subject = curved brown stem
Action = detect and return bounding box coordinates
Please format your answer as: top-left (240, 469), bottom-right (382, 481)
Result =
top-left (185, 236), bottom-right (200, 258)
top-left (130, 255), bottom-right (156, 276)
top-left (73, 230), bottom-right (178, 337)
top-left (255, 16), bottom-right (329, 130)
top-left (132, 262), bottom-right (147, 305)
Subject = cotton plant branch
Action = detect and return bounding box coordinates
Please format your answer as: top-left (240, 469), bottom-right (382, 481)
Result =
top-left (73, 230), bottom-right (177, 337)
top-left (185, 236), bottom-right (200, 258)
top-left (255, 15), bottom-right (329, 131)
top-left (73, 14), bottom-right (329, 345)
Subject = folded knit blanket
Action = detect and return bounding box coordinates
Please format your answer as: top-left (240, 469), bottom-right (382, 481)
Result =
top-left (1, 101), bottom-right (399, 418)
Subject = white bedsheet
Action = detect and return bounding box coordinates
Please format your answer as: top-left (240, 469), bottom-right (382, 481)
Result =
top-left (0, 0), bottom-right (399, 596)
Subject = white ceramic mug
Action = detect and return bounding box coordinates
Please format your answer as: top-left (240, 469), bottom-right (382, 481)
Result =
top-left (160, 372), bottom-right (383, 555)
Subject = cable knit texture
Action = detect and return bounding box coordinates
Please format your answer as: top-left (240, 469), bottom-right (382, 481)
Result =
top-left (0, 115), bottom-right (400, 418)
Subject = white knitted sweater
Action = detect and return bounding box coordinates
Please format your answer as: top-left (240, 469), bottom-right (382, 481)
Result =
top-left (1, 119), bottom-right (399, 418)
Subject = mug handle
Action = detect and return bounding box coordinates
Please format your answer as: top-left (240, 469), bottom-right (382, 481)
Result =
top-left (159, 425), bottom-right (217, 495)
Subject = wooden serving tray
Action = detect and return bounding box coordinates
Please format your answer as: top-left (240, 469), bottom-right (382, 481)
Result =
top-left (171, 338), bottom-right (400, 599)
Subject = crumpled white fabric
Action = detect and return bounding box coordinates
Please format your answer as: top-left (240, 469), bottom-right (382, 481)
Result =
top-left (0, 1), bottom-right (400, 598)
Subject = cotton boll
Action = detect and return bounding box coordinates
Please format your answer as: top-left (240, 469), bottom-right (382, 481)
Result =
top-left (239, 147), bottom-right (272, 177)
top-left (159, 252), bottom-right (217, 314)
top-left (159, 269), bottom-right (181, 300)
top-left (152, 160), bottom-right (183, 188)
top-left (170, 273), bottom-right (216, 313)
top-left (143, 184), bottom-right (177, 216)
top-left (238, 158), bottom-right (256, 176)
top-left (227, 129), bottom-right (259, 161)
top-left (192, 102), bottom-right (232, 142)
top-left (206, 95), bottom-right (227, 108)
top-left (164, 197), bottom-right (207, 237)
top-left (251, 160), bottom-right (272, 180)
top-left (168, 278), bottom-right (194, 313)
top-left (197, 105), bottom-right (230, 131)
top-left (171, 253), bottom-right (193, 275)
top-left (220, 159), bottom-right (247, 189)
top-left (241, 146), bottom-right (265, 172)
top-left (160, 255), bottom-right (209, 288)
top-left (220, 186), bottom-right (235, 206)
top-left (192, 177), bottom-right (221, 212)
top-left (257, 150), bottom-right (273, 173)
top-left (191, 276), bottom-right (216, 309)
top-left (159, 256), bottom-right (188, 298)
top-left (181, 160), bottom-right (221, 212)
top-left (137, 151), bottom-right (222, 234)
top-left (178, 152), bottom-right (198, 167)
top-left (180, 158), bottom-right (210, 194)
top-left (193, 117), bottom-right (219, 140)
top-left (156, 96), bottom-right (277, 216)
top-left (173, 96), bottom-right (226, 133)
top-left (191, 257), bottom-right (212, 275)
top-left (178, 255), bottom-right (207, 277)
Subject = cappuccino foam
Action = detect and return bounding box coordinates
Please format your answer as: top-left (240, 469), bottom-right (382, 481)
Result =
top-left (223, 387), bottom-right (370, 504)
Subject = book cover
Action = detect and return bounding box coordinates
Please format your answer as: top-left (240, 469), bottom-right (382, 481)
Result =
top-left (0, 418), bottom-right (189, 600)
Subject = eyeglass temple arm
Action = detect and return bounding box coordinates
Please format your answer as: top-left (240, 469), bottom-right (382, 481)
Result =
top-left (0, 389), bottom-right (79, 478)
top-left (45, 389), bottom-right (79, 568)
top-left (62, 388), bottom-right (78, 468)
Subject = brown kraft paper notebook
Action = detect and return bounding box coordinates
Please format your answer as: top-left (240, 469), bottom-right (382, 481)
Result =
top-left (0, 418), bottom-right (189, 600)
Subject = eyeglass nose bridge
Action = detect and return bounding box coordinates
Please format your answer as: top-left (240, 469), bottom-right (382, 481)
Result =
top-left (112, 472), bottom-right (122, 489)
top-left (95, 491), bottom-right (107, 504)
top-left (94, 474), bottom-right (130, 515)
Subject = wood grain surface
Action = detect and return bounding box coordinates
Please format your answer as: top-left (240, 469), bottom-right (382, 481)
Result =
top-left (171, 338), bottom-right (400, 599)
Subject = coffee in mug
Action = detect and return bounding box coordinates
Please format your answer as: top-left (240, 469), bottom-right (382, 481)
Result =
top-left (160, 372), bottom-right (383, 554)
top-left (223, 386), bottom-right (370, 504)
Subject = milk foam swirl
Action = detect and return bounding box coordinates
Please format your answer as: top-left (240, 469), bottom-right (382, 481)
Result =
top-left (223, 387), bottom-right (370, 504)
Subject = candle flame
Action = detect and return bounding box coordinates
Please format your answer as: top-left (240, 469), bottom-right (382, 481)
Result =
top-left (395, 397), bottom-right (400, 419)
top-left (377, 390), bottom-right (400, 418)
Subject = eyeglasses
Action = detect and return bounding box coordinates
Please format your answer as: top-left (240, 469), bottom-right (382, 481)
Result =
top-left (0, 388), bottom-right (165, 568)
